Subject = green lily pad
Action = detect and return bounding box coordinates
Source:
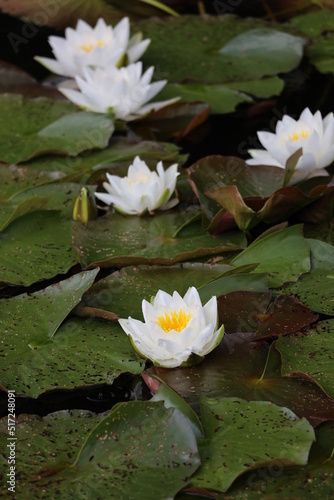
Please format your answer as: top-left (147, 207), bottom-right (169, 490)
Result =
top-left (0, 402), bottom-right (200, 498)
top-left (144, 335), bottom-right (334, 426)
top-left (76, 263), bottom-right (239, 320)
top-left (156, 83), bottom-right (253, 114)
top-left (23, 137), bottom-right (183, 181)
top-left (139, 16), bottom-right (304, 85)
top-left (290, 10), bottom-right (334, 74)
top-left (278, 268), bottom-right (334, 315)
top-left (0, 269), bottom-right (147, 397)
top-left (196, 420), bottom-right (334, 499)
top-left (0, 210), bottom-right (78, 286)
top-left (0, 163), bottom-right (65, 202)
top-left (218, 291), bottom-right (318, 340)
top-left (72, 207), bottom-right (247, 268)
top-left (276, 319), bottom-right (334, 400)
top-left (0, 196), bottom-right (49, 232)
top-left (0, 95), bottom-right (114, 164)
top-left (0, 316), bottom-right (143, 397)
top-left (191, 397), bottom-right (314, 492)
top-left (231, 225), bottom-right (311, 287)
top-left (0, 268), bottom-right (98, 347)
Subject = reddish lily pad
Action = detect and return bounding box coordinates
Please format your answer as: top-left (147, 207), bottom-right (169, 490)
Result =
top-left (218, 291), bottom-right (318, 340)
top-left (144, 334), bottom-right (334, 426)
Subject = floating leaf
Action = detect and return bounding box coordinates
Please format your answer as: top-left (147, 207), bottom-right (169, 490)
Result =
top-left (191, 397), bottom-right (314, 492)
top-left (76, 263), bottom-right (239, 320)
top-left (0, 316), bottom-right (143, 397)
top-left (231, 225), bottom-right (311, 287)
top-left (278, 267), bottom-right (334, 315)
top-left (72, 207), bottom-right (246, 268)
top-left (0, 95), bottom-right (114, 164)
top-left (276, 319), bottom-right (334, 399)
top-left (144, 335), bottom-right (334, 426)
top-left (139, 17), bottom-right (305, 85)
top-left (0, 401), bottom-right (199, 499)
top-left (218, 291), bottom-right (318, 340)
top-left (0, 210), bottom-right (79, 286)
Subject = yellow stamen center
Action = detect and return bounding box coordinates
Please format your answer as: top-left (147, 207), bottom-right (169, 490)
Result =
top-left (287, 129), bottom-right (311, 141)
top-left (128, 173), bottom-right (151, 185)
top-left (80, 40), bottom-right (104, 52)
top-left (157, 309), bottom-right (191, 333)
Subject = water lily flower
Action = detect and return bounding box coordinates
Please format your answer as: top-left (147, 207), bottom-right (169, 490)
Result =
top-left (35, 17), bottom-right (150, 78)
top-left (58, 62), bottom-right (178, 120)
top-left (94, 156), bottom-right (179, 215)
top-left (246, 108), bottom-right (334, 184)
top-left (119, 287), bottom-right (224, 368)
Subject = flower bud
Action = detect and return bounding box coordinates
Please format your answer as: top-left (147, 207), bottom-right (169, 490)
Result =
top-left (72, 187), bottom-right (98, 223)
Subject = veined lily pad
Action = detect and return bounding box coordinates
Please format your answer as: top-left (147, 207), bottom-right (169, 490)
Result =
top-left (72, 207), bottom-right (247, 268)
top-left (231, 225), bottom-right (311, 287)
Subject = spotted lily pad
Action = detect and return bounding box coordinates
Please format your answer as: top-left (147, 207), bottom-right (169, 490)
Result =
top-left (190, 397), bottom-right (314, 492)
top-left (72, 207), bottom-right (247, 268)
top-left (0, 401), bottom-right (199, 498)
top-left (276, 319), bottom-right (334, 400)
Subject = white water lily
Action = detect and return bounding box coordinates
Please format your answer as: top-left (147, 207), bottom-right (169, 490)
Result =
top-left (94, 156), bottom-right (179, 215)
top-left (246, 107), bottom-right (334, 184)
top-left (35, 17), bottom-right (150, 78)
top-left (58, 62), bottom-right (177, 120)
top-left (119, 287), bottom-right (224, 368)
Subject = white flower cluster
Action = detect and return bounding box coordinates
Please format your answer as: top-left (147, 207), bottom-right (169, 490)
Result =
top-left (36, 17), bottom-right (177, 120)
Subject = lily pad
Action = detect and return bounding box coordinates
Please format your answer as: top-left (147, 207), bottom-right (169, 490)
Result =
top-left (0, 196), bottom-right (49, 232)
top-left (188, 156), bottom-right (284, 229)
top-left (0, 163), bottom-right (65, 202)
top-left (72, 207), bottom-right (247, 268)
top-left (76, 263), bottom-right (240, 320)
top-left (23, 137), bottom-right (183, 180)
top-left (278, 268), bottom-right (334, 315)
top-left (191, 397), bottom-right (314, 492)
top-left (156, 83), bottom-right (253, 114)
top-left (144, 335), bottom-right (334, 426)
top-left (0, 401), bottom-right (199, 499)
top-left (139, 16), bottom-right (305, 85)
top-left (0, 95), bottom-right (114, 164)
top-left (0, 316), bottom-right (143, 397)
top-left (231, 225), bottom-right (311, 287)
top-left (218, 291), bottom-right (318, 340)
top-left (290, 10), bottom-right (334, 74)
top-left (0, 209), bottom-right (78, 286)
top-left (0, 269), bottom-right (144, 397)
top-left (196, 420), bottom-right (334, 499)
top-left (276, 319), bottom-right (334, 400)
